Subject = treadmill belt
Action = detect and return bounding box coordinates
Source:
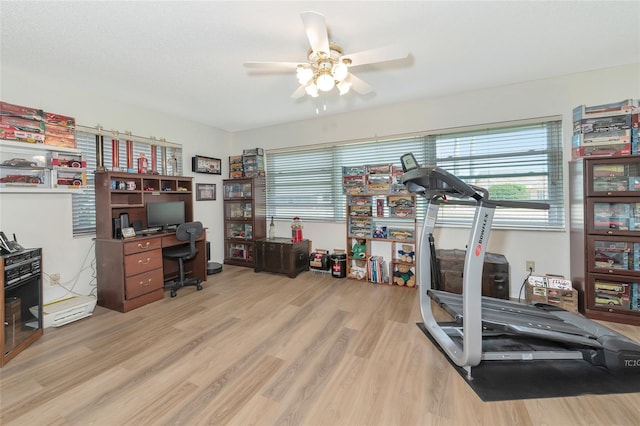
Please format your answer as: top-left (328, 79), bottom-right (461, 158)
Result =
top-left (428, 290), bottom-right (602, 348)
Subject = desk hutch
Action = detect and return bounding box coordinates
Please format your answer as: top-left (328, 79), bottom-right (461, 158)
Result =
top-left (94, 171), bottom-right (206, 312)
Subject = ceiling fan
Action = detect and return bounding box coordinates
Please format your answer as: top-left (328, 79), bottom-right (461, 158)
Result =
top-left (243, 11), bottom-right (409, 99)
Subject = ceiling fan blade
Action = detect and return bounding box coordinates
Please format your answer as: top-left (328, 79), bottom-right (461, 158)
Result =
top-left (343, 45), bottom-right (409, 67)
top-left (243, 61), bottom-right (300, 70)
top-left (301, 11), bottom-right (330, 56)
top-left (291, 85), bottom-right (306, 99)
top-left (348, 74), bottom-right (374, 95)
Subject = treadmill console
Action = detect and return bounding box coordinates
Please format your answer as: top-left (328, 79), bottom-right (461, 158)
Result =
top-left (400, 153), bottom-right (482, 200)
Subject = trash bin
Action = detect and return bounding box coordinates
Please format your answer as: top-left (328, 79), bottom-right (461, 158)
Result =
top-left (330, 251), bottom-right (347, 278)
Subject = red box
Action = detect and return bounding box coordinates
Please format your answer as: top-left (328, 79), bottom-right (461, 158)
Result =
top-left (0, 101), bottom-right (44, 121)
top-left (44, 112), bottom-right (75, 127)
top-left (0, 124), bottom-right (45, 143)
top-left (0, 116), bottom-right (45, 133)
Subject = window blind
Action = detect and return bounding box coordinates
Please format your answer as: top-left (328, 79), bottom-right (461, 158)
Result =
top-left (266, 118), bottom-right (564, 230)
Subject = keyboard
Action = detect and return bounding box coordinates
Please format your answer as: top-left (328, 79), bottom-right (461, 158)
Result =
top-left (139, 228), bottom-right (161, 234)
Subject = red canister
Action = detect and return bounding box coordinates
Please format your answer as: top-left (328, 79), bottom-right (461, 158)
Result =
top-left (291, 217), bottom-right (303, 242)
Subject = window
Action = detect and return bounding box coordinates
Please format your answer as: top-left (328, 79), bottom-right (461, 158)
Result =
top-left (266, 117), bottom-right (564, 230)
top-left (72, 130), bottom-right (183, 236)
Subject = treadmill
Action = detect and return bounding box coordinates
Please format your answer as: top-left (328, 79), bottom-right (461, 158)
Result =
top-left (399, 153), bottom-right (640, 378)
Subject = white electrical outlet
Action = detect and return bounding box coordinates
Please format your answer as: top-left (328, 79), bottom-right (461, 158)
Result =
top-left (526, 261), bottom-right (535, 272)
top-left (50, 273), bottom-right (61, 285)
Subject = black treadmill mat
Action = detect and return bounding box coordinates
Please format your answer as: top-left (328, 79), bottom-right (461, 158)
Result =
top-left (417, 322), bottom-right (640, 402)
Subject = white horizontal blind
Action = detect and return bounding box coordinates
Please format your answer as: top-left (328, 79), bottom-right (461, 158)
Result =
top-left (266, 118), bottom-right (564, 229)
top-left (265, 137), bottom-right (425, 221)
top-left (72, 130), bottom-right (183, 236)
top-left (428, 120), bottom-right (563, 228)
top-left (72, 132), bottom-right (98, 235)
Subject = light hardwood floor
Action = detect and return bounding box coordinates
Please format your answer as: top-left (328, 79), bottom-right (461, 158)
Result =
top-left (2, 265), bottom-right (640, 426)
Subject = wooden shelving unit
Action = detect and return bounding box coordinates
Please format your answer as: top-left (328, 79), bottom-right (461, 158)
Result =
top-left (343, 164), bottom-right (417, 286)
top-left (222, 177), bottom-right (266, 267)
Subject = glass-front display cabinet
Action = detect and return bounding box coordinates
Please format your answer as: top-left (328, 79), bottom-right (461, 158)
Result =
top-left (222, 178), bottom-right (265, 267)
top-left (571, 156), bottom-right (640, 325)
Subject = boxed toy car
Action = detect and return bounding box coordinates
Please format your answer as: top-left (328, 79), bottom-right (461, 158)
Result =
top-left (44, 112), bottom-right (75, 127)
top-left (577, 114), bottom-right (633, 134)
top-left (573, 99), bottom-right (639, 121)
top-left (0, 116), bottom-right (45, 133)
top-left (0, 124), bottom-right (45, 143)
top-left (0, 168), bottom-right (49, 188)
top-left (0, 101), bottom-right (44, 121)
top-left (51, 169), bottom-right (86, 189)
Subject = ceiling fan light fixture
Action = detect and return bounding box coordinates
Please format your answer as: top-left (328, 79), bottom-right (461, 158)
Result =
top-left (316, 72), bottom-right (335, 92)
top-left (305, 82), bottom-right (319, 97)
top-left (296, 66), bottom-right (314, 85)
top-left (331, 62), bottom-right (348, 81)
top-left (337, 80), bottom-right (351, 95)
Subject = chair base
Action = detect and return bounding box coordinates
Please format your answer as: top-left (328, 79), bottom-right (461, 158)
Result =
top-left (164, 277), bottom-right (203, 298)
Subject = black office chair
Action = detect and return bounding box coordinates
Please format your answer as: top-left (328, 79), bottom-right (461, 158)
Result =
top-left (163, 221), bottom-right (204, 297)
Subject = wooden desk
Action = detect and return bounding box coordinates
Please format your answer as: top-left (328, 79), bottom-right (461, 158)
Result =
top-left (95, 230), bottom-right (206, 312)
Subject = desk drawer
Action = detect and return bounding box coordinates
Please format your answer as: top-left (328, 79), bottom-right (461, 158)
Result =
top-left (125, 268), bottom-right (164, 300)
top-left (124, 249), bottom-right (163, 276)
top-left (124, 238), bottom-right (162, 255)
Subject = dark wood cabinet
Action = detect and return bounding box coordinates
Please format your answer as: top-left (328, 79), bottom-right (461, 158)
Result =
top-left (223, 178), bottom-right (266, 267)
top-left (255, 238), bottom-right (311, 278)
top-left (570, 156), bottom-right (640, 325)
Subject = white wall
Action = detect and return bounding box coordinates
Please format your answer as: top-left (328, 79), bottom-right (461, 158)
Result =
top-left (2, 63), bottom-right (639, 301)
top-left (233, 64), bottom-right (640, 298)
top-left (1, 64), bottom-right (232, 303)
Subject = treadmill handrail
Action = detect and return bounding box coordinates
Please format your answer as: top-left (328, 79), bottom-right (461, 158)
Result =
top-left (402, 165), bottom-right (549, 210)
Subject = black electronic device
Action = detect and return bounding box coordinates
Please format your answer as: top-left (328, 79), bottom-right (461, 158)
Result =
top-left (119, 212), bottom-right (130, 230)
top-left (146, 201), bottom-right (186, 231)
top-left (112, 218), bottom-right (122, 239)
top-left (400, 152), bottom-right (419, 172)
top-left (0, 231), bottom-right (24, 254)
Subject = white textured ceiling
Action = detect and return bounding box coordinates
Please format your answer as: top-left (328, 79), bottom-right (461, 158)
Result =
top-left (2, 1), bottom-right (639, 132)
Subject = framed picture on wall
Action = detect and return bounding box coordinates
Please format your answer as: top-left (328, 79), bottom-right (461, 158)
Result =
top-left (196, 183), bottom-right (216, 201)
top-left (192, 155), bottom-right (221, 175)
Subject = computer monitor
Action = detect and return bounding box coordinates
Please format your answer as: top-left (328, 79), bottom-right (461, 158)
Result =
top-left (146, 201), bottom-right (185, 230)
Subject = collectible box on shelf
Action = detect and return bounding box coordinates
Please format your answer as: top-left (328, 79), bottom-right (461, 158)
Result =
top-left (593, 242), bottom-right (633, 270)
top-left (571, 98), bottom-right (639, 160)
top-left (50, 151), bottom-right (86, 169)
top-left (349, 205), bottom-right (372, 217)
top-left (576, 114), bottom-right (633, 134)
top-left (44, 123), bottom-right (76, 148)
top-left (229, 155), bottom-right (243, 179)
top-left (573, 99), bottom-right (639, 121)
top-left (593, 279), bottom-right (633, 310)
top-left (0, 124), bottom-right (45, 143)
top-left (388, 227), bottom-right (415, 241)
top-left (51, 169), bottom-right (86, 189)
top-left (0, 116), bottom-right (45, 134)
top-left (0, 167), bottom-right (49, 189)
top-left (525, 275), bottom-right (578, 313)
top-left (241, 148), bottom-right (265, 176)
top-left (242, 148), bottom-right (264, 156)
top-left (0, 101), bottom-right (45, 121)
top-left (348, 217), bottom-right (372, 238)
top-left (572, 143), bottom-right (632, 160)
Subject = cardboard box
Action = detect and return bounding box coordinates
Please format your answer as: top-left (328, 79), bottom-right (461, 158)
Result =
top-left (0, 101), bottom-right (44, 121)
top-left (525, 282), bottom-right (578, 312)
